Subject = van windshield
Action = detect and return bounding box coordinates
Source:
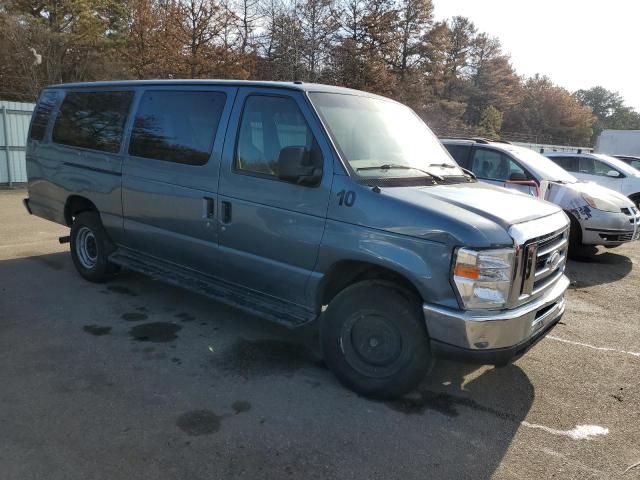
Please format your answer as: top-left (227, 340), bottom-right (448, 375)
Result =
top-left (308, 92), bottom-right (463, 179)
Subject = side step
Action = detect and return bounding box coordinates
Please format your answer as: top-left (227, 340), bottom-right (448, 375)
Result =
top-left (108, 248), bottom-right (316, 328)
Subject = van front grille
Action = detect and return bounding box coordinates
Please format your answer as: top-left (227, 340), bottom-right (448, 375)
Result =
top-left (521, 228), bottom-right (569, 298)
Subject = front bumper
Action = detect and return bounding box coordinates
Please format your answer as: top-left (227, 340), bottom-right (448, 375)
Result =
top-left (423, 275), bottom-right (569, 365)
top-left (580, 208), bottom-right (640, 246)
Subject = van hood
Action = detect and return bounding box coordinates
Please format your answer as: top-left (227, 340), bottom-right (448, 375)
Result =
top-left (384, 181), bottom-right (560, 229)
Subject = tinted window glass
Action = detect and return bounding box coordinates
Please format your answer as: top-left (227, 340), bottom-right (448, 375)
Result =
top-left (471, 148), bottom-right (525, 181)
top-left (579, 157), bottom-right (612, 176)
top-left (235, 95), bottom-right (321, 178)
top-left (129, 91), bottom-right (226, 166)
top-left (550, 156), bottom-right (579, 172)
top-left (30, 90), bottom-right (58, 141)
top-left (444, 144), bottom-right (471, 167)
top-left (52, 91), bottom-right (132, 152)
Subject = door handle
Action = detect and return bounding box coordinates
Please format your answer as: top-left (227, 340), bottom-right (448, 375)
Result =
top-left (221, 201), bottom-right (232, 224)
top-left (203, 197), bottom-right (215, 218)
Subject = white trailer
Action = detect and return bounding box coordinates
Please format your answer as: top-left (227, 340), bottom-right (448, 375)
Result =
top-left (596, 129), bottom-right (640, 156)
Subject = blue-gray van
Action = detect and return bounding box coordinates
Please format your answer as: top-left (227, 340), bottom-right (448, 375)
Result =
top-left (24, 80), bottom-right (570, 398)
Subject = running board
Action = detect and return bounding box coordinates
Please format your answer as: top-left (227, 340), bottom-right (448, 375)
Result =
top-left (108, 248), bottom-right (316, 328)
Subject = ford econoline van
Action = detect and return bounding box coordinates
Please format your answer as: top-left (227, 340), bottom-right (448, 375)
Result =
top-left (24, 80), bottom-right (570, 398)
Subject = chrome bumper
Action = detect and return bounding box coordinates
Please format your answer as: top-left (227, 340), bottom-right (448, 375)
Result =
top-left (423, 275), bottom-right (569, 352)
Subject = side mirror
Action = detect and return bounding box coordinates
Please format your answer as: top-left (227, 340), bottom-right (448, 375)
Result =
top-left (606, 170), bottom-right (621, 178)
top-left (509, 172), bottom-right (528, 182)
top-left (277, 146), bottom-right (321, 186)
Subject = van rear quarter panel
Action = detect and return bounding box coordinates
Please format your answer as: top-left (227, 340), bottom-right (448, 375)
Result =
top-left (26, 86), bottom-right (128, 243)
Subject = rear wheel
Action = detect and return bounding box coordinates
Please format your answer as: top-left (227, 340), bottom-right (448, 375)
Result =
top-left (320, 280), bottom-right (432, 399)
top-left (70, 212), bottom-right (119, 282)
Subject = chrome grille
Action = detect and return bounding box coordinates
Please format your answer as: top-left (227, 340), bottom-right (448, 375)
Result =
top-left (521, 228), bottom-right (569, 298)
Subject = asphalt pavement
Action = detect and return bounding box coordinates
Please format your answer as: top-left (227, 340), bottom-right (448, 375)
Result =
top-left (1, 188), bottom-right (639, 479)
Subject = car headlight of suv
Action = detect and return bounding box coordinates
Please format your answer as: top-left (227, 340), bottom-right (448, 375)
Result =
top-left (452, 247), bottom-right (515, 310)
top-left (582, 194), bottom-right (619, 213)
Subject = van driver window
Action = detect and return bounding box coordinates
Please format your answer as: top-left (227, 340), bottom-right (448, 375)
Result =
top-left (235, 95), bottom-right (321, 178)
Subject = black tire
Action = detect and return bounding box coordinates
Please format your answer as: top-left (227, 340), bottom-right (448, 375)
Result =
top-left (566, 212), bottom-right (595, 260)
top-left (70, 212), bottom-right (119, 282)
top-left (630, 194), bottom-right (640, 210)
top-left (320, 280), bottom-right (432, 399)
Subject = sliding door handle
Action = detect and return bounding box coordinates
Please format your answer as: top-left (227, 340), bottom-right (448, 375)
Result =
top-left (221, 201), bottom-right (232, 224)
top-left (203, 197), bottom-right (215, 218)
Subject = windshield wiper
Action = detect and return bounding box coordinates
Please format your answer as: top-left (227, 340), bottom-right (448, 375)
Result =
top-left (427, 163), bottom-right (457, 168)
top-left (428, 162), bottom-right (476, 181)
top-left (356, 164), bottom-right (444, 181)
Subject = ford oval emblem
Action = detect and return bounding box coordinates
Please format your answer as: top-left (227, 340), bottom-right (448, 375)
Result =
top-left (547, 250), bottom-right (561, 270)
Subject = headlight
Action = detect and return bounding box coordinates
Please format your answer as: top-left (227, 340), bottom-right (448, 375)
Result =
top-left (452, 247), bottom-right (515, 309)
top-left (582, 194), bottom-right (619, 213)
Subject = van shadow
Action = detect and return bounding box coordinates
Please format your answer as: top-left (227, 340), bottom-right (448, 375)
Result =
top-left (2, 251), bottom-right (533, 479)
top-left (566, 249), bottom-right (632, 288)
top-left (377, 360), bottom-right (534, 478)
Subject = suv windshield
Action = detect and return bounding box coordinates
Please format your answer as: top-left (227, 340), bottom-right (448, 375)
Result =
top-left (594, 154), bottom-right (640, 177)
top-left (309, 92), bottom-right (462, 179)
top-left (506, 146), bottom-right (577, 183)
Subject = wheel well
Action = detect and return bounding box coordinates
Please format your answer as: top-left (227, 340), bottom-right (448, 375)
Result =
top-left (318, 261), bottom-right (423, 309)
top-left (629, 192), bottom-right (640, 203)
top-left (64, 196), bottom-right (98, 226)
top-left (564, 210), bottom-right (582, 243)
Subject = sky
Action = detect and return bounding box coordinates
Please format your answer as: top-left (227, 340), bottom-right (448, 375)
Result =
top-left (434, 0), bottom-right (640, 111)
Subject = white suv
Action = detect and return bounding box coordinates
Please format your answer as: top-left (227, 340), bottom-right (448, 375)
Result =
top-left (545, 152), bottom-right (640, 209)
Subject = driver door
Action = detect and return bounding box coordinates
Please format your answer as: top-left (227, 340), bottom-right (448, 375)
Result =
top-left (216, 88), bottom-right (334, 307)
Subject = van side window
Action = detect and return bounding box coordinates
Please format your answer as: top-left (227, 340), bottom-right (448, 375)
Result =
top-left (129, 91), bottom-right (226, 166)
top-left (471, 148), bottom-right (525, 181)
top-left (235, 95), bottom-right (322, 178)
top-left (550, 156), bottom-right (578, 172)
top-left (30, 90), bottom-right (58, 141)
top-left (52, 91), bottom-right (133, 153)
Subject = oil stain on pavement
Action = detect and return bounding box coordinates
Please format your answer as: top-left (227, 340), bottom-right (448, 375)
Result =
top-left (121, 312), bottom-right (148, 322)
top-left (232, 400), bottom-right (251, 414)
top-left (83, 325), bottom-right (112, 336)
top-left (176, 410), bottom-right (221, 436)
top-left (129, 322), bottom-right (181, 343)
top-left (211, 338), bottom-right (320, 377)
top-left (107, 285), bottom-right (138, 296)
top-left (386, 389), bottom-right (517, 422)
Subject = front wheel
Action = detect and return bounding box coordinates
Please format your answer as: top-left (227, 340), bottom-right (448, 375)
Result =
top-left (70, 212), bottom-right (119, 282)
top-left (320, 280), bottom-right (432, 399)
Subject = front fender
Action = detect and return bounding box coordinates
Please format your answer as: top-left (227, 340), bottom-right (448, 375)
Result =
top-left (310, 219), bottom-right (458, 309)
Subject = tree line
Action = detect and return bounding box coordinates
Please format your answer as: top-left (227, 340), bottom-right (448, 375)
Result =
top-left (1, 0), bottom-right (639, 146)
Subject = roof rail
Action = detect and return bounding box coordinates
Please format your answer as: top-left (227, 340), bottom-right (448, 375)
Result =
top-left (439, 137), bottom-right (491, 144)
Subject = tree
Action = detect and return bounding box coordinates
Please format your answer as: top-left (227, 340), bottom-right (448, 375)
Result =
top-left (479, 105), bottom-right (502, 139)
top-left (464, 34), bottom-right (520, 125)
top-left (575, 86), bottom-right (640, 142)
top-left (503, 75), bottom-right (594, 144)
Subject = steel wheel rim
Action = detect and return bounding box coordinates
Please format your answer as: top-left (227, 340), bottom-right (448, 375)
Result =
top-left (339, 310), bottom-right (404, 378)
top-left (76, 226), bottom-right (98, 269)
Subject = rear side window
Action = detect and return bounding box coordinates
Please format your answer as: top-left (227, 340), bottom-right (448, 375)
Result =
top-left (235, 95), bottom-right (321, 178)
top-left (550, 156), bottom-right (578, 172)
top-left (52, 91), bottom-right (133, 153)
top-left (129, 91), bottom-right (226, 166)
top-left (30, 90), bottom-right (58, 141)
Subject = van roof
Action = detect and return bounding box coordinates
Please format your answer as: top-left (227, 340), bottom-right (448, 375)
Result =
top-left (45, 79), bottom-right (390, 100)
